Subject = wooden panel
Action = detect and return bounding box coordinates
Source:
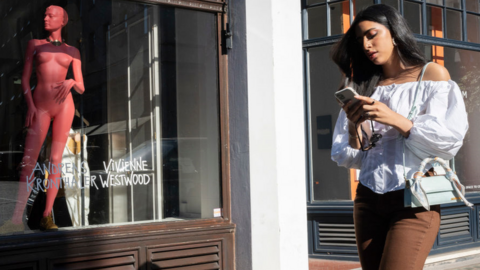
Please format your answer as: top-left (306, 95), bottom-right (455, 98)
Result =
top-left (148, 241), bottom-right (222, 270)
top-left (154, 254), bottom-right (220, 268)
top-left (49, 250), bottom-right (138, 270)
top-left (152, 246), bottom-right (219, 260)
top-left (1, 262), bottom-right (38, 270)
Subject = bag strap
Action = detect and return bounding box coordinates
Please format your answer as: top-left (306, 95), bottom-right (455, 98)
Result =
top-left (402, 62), bottom-right (432, 180)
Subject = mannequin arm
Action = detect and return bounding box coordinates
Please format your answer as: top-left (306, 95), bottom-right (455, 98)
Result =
top-left (21, 40), bottom-right (37, 127)
top-left (70, 48), bottom-right (84, 94)
top-left (55, 47), bottom-right (84, 102)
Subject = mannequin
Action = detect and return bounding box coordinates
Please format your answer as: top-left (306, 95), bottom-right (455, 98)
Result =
top-left (1, 5), bottom-right (84, 233)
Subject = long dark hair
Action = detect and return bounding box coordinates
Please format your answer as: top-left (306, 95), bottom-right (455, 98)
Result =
top-left (330, 4), bottom-right (426, 96)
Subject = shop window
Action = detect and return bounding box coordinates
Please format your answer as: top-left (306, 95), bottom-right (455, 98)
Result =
top-left (446, 0), bottom-right (462, 9)
top-left (404, 1), bottom-right (423, 34)
top-left (330, 1), bottom-right (351, 36)
top-left (441, 47), bottom-right (480, 192)
top-left (467, 14), bottom-right (480, 43)
top-left (0, 0), bottom-right (222, 235)
top-left (446, 9), bottom-right (463, 40)
top-left (308, 0), bottom-right (326, 5)
top-left (382, 0), bottom-right (400, 10)
top-left (307, 45), bottom-right (352, 201)
top-left (427, 5), bottom-right (444, 38)
top-left (307, 6), bottom-right (327, 39)
top-left (466, 0), bottom-right (480, 13)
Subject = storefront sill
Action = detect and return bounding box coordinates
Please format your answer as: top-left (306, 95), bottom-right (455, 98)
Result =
top-left (0, 218), bottom-right (235, 253)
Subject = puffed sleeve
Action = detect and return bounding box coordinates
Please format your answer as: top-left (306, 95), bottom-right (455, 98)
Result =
top-left (331, 109), bottom-right (366, 169)
top-left (405, 80), bottom-right (468, 160)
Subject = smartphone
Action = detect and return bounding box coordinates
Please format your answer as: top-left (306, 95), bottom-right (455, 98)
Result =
top-left (334, 87), bottom-right (360, 107)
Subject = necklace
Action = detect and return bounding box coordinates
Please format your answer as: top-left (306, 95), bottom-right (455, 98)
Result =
top-left (46, 37), bottom-right (64, 46)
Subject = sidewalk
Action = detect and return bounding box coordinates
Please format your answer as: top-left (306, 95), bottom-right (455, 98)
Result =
top-left (309, 247), bottom-right (480, 270)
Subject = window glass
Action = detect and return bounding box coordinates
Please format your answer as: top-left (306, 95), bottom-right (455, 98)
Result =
top-left (307, 6), bottom-right (327, 39)
top-left (446, 9), bottom-right (463, 40)
top-left (307, 46), bottom-right (352, 201)
top-left (466, 0), bottom-right (480, 13)
top-left (440, 47), bottom-right (480, 192)
top-left (446, 0), bottom-right (462, 9)
top-left (330, 1), bottom-right (351, 36)
top-left (307, 0), bottom-right (326, 5)
top-left (467, 14), bottom-right (480, 43)
top-left (355, 0), bottom-right (374, 14)
top-left (427, 5), bottom-right (444, 38)
top-left (0, 0), bottom-right (222, 236)
top-left (404, 1), bottom-right (423, 34)
top-left (427, 0), bottom-right (443, 5)
top-left (382, 0), bottom-right (399, 11)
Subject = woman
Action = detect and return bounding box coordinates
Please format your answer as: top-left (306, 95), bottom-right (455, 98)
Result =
top-left (330, 4), bottom-right (468, 270)
top-left (0, 5), bottom-right (84, 233)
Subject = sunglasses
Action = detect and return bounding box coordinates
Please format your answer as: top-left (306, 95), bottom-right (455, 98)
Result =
top-left (355, 119), bottom-right (382, 151)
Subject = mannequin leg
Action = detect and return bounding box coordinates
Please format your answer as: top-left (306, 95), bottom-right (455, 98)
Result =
top-left (12, 112), bottom-right (52, 224)
top-left (43, 105), bottom-right (74, 217)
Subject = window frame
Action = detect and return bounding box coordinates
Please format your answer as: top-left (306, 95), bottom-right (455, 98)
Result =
top-left (0, 0), bottom-right (232, 244)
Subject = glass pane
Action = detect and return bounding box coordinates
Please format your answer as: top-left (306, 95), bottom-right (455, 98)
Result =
top-left (308, 46), bottom-right (352, 201)
top-left (467, 14), bottom-right (480, 43)
top-left (355, 0), bottom-right (374, 14)
top-left (382, 0), bottom-right (399, 11)
top-left (427, 5), bottom-right (444, 38)
top-left (0, 0), bottom-right (222, 236)
top-left (404, 1), bottom-right (423, 34)
top-left (446, 0), bottom-right (462, 8)
top-left (307, 0), bottom-right (326, 5)
top-left (308, 6), bottom-right (327, 39)
top-left (420, 46), bottom-right (480, 192)
top-left (330, 1), bottom-right (351, 35)
top-left (427, 0), bottom-right (443, 5)
top-left (446, 9), bottom-right (462, 40)
top-left (466, 0), bottom-right (480, 13)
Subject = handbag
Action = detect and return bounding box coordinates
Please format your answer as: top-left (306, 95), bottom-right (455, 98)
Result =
top-left (403, 62), bottom-right (473, 211)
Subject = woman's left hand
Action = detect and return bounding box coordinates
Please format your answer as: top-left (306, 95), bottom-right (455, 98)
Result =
top-left (54, 79), bottom-right (75, 103)
top-left (354, 95), bottom-right (397, 126)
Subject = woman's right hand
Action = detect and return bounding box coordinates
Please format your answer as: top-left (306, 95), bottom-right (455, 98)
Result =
top-left (25, 106), bottom-right (37, 127)
top-left (343, 99), bottom-right (365, 125)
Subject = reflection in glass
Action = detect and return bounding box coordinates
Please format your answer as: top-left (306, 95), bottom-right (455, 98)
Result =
top-left (330, 1), bottom-right (350, 36)
top-left (404, 1), bottom-right (422, 34)
top-left (307, 0), bottom-right (326, 5)
top-left (308, 6), bottom-right (327, 39)
top-left (446, 9), bottom-right (463, 40)
top-left (466, 0), bottom-right (480, 13)
top-left (382, 0), bottom-right (399, 11)
top-left (446, 0), bottom-right (462, 9)
top-left (0, 0), bottom-right (222, 235)
top-left (307, 46), bottom-right (352, 201)
top-left (427, 5), bottom-right (444, 38)
top-left (355, 0), bottom-right (374, 14)
top-left (426, 0), bottom-right (443, 5)
top-left (467, 14), bottom-right (480, 43)
top-left (440, 47), bottom-right (480, 193)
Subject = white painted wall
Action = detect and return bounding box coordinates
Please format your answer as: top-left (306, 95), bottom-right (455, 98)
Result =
top-left (246, 0), bottom-right (308, 269)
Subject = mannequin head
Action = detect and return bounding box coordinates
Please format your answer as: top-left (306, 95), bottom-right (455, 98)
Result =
top-left (44, 5), bottom-right (68, 31)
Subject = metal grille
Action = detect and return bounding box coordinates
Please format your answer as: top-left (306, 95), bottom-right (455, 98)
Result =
top-left (318, 222), bottom-right (357, 247)
top-left (439, 212), bottom-right (470, 238)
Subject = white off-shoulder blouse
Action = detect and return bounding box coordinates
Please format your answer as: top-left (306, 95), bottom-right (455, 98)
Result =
top-left (331, 80), bottom-right (469, 194)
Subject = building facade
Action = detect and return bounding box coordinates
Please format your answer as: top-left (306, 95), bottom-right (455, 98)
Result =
top-left (303, 0), bottom-right (480, 262)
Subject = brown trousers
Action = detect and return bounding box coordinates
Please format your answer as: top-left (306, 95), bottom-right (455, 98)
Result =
top-left (354, 183), bottom-right (440, 270)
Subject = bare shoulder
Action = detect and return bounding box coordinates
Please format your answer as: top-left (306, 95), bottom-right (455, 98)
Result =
top-left (65, 44), bottom-right (81, 58)
top-left (28, 39), bottom-right (41, 47)
top-left (422, 62), bottom-right (451, 82)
